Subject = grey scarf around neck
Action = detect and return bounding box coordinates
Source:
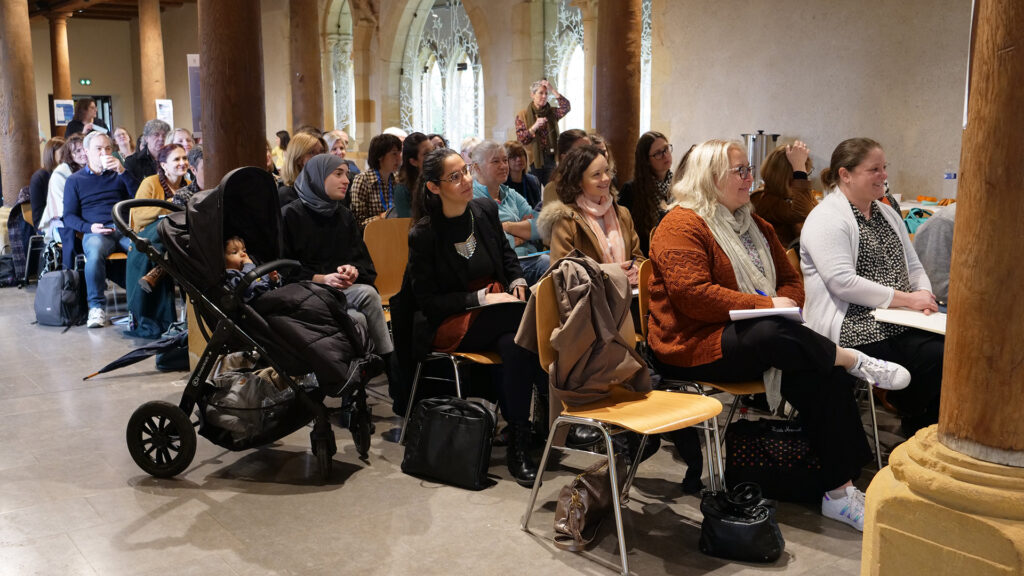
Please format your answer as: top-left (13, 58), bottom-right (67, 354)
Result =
top-left (295, 153), bottom-right (345, 217)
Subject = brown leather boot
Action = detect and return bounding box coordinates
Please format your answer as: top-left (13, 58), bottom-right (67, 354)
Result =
top-left (138, 267), bottom-right (165, 293)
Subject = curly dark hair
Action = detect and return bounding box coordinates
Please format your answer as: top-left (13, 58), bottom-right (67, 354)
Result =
top-left (552, 144), bottom-right (606, 204)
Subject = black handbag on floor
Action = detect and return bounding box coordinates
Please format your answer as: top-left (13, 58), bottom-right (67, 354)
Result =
top-left (699, 482), bottom-right (785, 563)
top-left (401, 396), bottom-right (495, 490)
top-left (725, 418), bottom-right (823, 502)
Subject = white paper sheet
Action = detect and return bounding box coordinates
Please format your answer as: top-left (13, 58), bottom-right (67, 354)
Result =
top-left (871, 308), bottom-right (947, 335)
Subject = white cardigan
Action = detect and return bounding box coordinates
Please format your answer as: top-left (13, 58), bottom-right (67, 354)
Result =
top-left (800, 189), bottom-right (931, 343)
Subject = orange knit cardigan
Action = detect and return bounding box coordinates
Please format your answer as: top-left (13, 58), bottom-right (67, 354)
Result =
top-left (647, 207), bottom-right (804, 368)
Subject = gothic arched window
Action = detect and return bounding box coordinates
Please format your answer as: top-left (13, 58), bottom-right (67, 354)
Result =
top-left (400, 0), bottom-right (483, 145)
top-left (545, 0), bottom-right (584, 131)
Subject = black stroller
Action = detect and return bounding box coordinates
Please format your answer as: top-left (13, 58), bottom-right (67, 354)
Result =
top-left (113, 167), bottom-right (381, 483)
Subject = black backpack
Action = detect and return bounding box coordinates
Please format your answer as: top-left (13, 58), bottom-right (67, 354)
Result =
top-left (34, 269), bottom-right (87, 328)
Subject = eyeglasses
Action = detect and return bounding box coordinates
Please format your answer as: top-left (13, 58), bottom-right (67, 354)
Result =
top-left (650, 144), bottom-right (673, 160)
top-left (728, 165), bottom-right (756, 179)
top-left (437, 164), bottom-right (472, 184)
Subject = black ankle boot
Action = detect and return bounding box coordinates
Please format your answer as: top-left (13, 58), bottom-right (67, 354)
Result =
top-left (507, 421), bottom-right (538, 488)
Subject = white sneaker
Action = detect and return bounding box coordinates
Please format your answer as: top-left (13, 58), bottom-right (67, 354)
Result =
top-left (849, 352), bottom-right (910, 390)
top-left (87, 308), bottom-right (107, 328)
top-left (822, 486), bottom-right (866, 532)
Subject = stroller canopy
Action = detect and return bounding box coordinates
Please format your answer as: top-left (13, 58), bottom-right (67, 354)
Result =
top-left (160, 166), bottom-right (280, 295)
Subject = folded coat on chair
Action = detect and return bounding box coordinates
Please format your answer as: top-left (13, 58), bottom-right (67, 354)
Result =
top-left (516, 253), bottom-right (651, 407)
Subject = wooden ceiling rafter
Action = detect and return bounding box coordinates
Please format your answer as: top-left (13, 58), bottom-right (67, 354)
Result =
top-left (28, 0), bottom-right (196, 21)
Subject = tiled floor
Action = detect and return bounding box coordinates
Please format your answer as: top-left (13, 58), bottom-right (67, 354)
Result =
top-left (0, 284), bottom-right (904, 575)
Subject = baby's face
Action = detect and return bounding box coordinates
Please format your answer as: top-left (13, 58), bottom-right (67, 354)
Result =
top-left (225, 240), bottom-right (250, 270)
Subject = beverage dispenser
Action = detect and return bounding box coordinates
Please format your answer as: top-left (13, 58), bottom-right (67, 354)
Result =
top-left (741, 130), bottom-right (780, 191)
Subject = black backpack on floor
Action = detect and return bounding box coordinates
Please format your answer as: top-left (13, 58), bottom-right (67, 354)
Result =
top-left (34, 269), bottom-right (87, 328)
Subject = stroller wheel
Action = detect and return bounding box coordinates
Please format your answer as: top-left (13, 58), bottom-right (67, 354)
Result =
top-left (351, 409), bottom-right (372, 458)
top-left (313, 437), bottom-right (333, 484)
top-left (126, 401), bottom-right (197, 478)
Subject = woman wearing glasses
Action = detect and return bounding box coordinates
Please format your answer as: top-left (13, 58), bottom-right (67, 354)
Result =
top-left (618, 131), bottom-right (675, 256)
top-left (537, 145), bottom-right (643, 285)
top-left (750, 140), bottom-right (818, 248)
top-left (800, 138), bottom-right (943, 438)
top-left (402, 147), bottom-right (541, 487)
top-left (647, 139), bottom-right (912, 531)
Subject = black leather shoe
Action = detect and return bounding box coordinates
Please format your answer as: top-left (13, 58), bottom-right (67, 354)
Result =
top-left (507, 421), bottom-right (538, 487)
top-left (566, 424), bottom-right (602, 449)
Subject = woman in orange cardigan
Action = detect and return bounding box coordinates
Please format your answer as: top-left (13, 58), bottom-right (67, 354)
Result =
top-left (648, 139), bottom-right (910, 532)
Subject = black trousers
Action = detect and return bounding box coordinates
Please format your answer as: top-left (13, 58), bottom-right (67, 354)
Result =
top-left (655, 318), bottom-right (872, 491)
top-left (457, 304), bottom-right (541, 423)
top-left (855, 329), bottom-right (944, 434)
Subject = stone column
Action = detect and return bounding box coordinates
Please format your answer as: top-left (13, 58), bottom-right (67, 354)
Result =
top-left (49, 12), bottom-right (73, 138)
top-left (352, 19), bottom-right (376, 149)
top-left (0, 0), bottom-right (41, 206)
top-left (321, 33), bottom-right (339, 132)
top-left (289, 0), bottom-right (323, 131)
top-left (862, 2), bottom-right (1024, 574)
top-left (594, 0), bottom-right (640, 183)
top-left (575, 0), bottom-right (598, 131)
top-left (138, 0), bottom-right (167, 120)
top-left (328, 33), bottom-right (354, 134)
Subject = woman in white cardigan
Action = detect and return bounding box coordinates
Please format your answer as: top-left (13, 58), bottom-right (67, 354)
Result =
top-left (801, 138), bottom-right (944, 437)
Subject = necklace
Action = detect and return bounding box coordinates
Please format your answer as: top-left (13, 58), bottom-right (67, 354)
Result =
top-left (453, 211), bottom-right (477, 259)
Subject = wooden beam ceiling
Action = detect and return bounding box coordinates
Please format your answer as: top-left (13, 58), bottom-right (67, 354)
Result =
top-left (28, 0), bottom-right (195, 22)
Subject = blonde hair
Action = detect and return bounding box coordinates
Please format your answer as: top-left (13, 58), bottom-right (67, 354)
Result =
top-left (672, 139), bottom-right (745, 219)
top-left (281, 132), bottom-right (323, 186)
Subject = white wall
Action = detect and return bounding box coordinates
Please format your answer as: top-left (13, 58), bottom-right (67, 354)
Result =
top-left (650, 0), bottom-right (972, 197)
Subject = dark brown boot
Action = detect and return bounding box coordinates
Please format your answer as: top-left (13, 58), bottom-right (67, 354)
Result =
top-left (138, 267), bottom-right (165, 293)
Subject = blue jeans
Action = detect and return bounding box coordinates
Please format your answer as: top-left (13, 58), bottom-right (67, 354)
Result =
top-left (519, 253), bottom-right (550, 285)
top-left (82, 231), bottom-right (131, 309)
top-left (343, 283), bottom-right (394, 355)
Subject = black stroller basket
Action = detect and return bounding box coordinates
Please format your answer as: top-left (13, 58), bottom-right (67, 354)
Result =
top-left (113, 167), bottom-right (381, 484)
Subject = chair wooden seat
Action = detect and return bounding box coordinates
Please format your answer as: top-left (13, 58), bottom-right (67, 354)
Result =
top-left (363, 218), bottom-right (411, 308)
top-left (451, 351), bottom-right (502, 364)
top-left (697, 379), bottom-right (765, 397)
top-left (563, 388), bottom-right (722, 436)
top-left (106, 252), bottom-right (127, 261)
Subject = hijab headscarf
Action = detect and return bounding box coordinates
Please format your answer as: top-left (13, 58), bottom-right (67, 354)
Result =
top-left (295, 153), bottom-right (344, 217)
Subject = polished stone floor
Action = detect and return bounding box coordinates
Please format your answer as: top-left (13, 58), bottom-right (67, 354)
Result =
top-left (0, 285), bottom-right (904, 575)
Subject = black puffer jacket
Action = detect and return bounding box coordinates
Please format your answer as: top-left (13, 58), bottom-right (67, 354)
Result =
top-left (249, 280), bottom-right (372, 394)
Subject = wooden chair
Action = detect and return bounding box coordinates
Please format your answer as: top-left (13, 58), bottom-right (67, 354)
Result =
top-left (638, 259), bottom-right (765, 442)
top-left (397, 350), bottom-right (502, 445)
top-left (363, 217), bottom-right (412, 308)
top-left (522, 275), bottom-right (723, 576)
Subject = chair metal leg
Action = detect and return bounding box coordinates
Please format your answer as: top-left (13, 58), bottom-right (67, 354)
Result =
top-left (709, 416), bottom-right (726, 492)
top-left (522, 415), bottom-right (570, 532)
top-left (619, 434), bottom-right (647, 504)
top-left (602, 424), bottom-right (630, 576)
top-left (866, 383), bottom-right (884, 470)
top-left (701, 422), bottom-right (716, 492)
top-left (448, 355), bottom-right (463, 398)
top-left (398, 361), bottom-right (424, 445)
top-left (719, 394), bottom-right (741, 446)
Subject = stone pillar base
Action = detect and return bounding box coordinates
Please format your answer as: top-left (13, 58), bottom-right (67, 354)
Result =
top-left (862, 426), bottom-right (1024, 576)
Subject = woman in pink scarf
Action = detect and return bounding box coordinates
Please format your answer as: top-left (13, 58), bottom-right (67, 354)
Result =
top-left (537, 145), bottom-right (644, 285)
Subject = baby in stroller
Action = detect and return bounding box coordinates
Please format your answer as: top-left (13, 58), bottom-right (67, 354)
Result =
top-left (224, 236), bottom-right (281, 302)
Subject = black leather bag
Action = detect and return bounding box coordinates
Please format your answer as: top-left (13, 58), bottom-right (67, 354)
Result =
top-left (401, 396), bottom-right (495, 490)
top-left (725, 418), bottom-right (823, 502)
top-left (699, 482), bottom-right (785, 563)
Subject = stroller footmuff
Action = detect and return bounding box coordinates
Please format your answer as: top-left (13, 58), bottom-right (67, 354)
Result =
top-left (115, 167), bottom-right (383, 484)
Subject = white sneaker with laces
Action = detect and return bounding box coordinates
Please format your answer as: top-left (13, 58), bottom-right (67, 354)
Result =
top-left (822, 486), bottom-right (866, 532)
top-left (87, 307), bottom-right (106, 328)
top-left (849, 352), bottom-right (910, 390)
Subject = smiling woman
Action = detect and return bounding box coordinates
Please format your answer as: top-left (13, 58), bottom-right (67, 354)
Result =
top-left (537, 144), bottom-right (644, 285)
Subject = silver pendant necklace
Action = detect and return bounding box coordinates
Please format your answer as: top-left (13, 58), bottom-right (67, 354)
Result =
top-left (453, 211), bottom-right (477, 259)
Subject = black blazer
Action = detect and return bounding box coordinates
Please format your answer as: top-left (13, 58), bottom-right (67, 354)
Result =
top-left (398, 198), bottom-right (524, 361)
top-left (280, 198), bottom-right (377, 287)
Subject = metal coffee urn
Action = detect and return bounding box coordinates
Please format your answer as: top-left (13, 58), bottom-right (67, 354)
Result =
top-left (741, 130), bottom-right (780, 191)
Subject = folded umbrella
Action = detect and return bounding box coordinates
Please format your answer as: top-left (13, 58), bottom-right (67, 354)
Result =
top-left (83, 330), bottom-right (188, 380)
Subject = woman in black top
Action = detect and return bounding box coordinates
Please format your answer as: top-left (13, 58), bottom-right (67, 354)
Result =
top-left (617, 131), bottom-right (675, 257)
top-left (405, 147), bottom-right (540, 487)
top-left (65, 98), bottom-right (108, 137)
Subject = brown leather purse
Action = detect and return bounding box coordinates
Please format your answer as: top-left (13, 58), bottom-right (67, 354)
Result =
top-left (553, 454), bottom-right (627, 551)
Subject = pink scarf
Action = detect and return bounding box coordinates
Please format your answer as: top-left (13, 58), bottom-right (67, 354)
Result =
top-left (576, 192), bottom-right (626, 264)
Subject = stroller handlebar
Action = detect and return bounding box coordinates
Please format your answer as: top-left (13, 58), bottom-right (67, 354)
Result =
top-left (112, 199), bottom-right (183, 241)
top-left (233, 259), bottom-right (302, 301)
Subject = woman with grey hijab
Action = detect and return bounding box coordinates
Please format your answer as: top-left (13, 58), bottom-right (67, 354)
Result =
top-left (281, 154), bottom-right (396, 384)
